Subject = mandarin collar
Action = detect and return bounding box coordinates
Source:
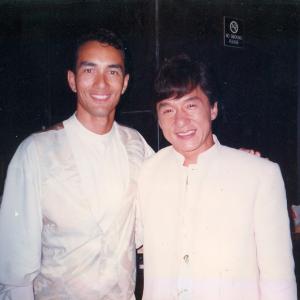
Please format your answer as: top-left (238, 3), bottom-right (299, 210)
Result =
top-left (71, 114), bottom-right (115, 145)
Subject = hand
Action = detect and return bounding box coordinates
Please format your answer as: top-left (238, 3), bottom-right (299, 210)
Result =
top-left (239, 148), bottom-right (261, 157)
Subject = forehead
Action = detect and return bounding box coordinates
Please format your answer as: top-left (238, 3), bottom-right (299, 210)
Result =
top-left (158, 86), bottom-right (209, 106)
top-left (76, 41), bottom-right (125, 67)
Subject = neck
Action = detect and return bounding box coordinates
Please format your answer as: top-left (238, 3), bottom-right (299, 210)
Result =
top-left (183, 157), bottom-right (196, 167)
top-left (182, 135), bottom-right (215, 166)
top-left (75, 112), bottom-right (115, 135)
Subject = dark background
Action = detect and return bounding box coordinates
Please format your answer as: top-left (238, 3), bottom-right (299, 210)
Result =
top-left (0, 0), bottom-right (299, 297)
top-left (0, 0), bottom-right (298, 205)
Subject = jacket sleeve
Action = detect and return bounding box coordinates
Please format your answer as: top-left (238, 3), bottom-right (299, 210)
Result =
top-left (0, 138), bottom-right (42, 299)
top-left (134, 132), bottom-right (154, 249)
top-left (254, 163), bottom-right (297, 300)
top-left (135, 185), bottom-right (144, 250)
top-left (140, 133), bottom-right (155, 159)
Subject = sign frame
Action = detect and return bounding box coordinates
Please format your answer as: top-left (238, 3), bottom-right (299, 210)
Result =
top-left (224, 16), bottom-right (244, 48)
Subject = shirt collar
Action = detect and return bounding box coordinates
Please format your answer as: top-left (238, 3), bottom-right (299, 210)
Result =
top-left (71, 113), bottom-right (115, 145)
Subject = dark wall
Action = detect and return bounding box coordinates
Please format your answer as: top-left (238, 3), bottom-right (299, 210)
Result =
top-left (0, 0), bottom-right (158, 191)
top-left (157, 0), bottom-right (299, 203)
top-left (0, 0), bottom-right (298, 204)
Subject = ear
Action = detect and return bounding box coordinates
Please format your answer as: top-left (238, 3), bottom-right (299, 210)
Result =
top-left (157, 117), bottom-right (162, 129)
top-left (156, 103), bottom-right (162, 128)
top-left (67, 70), bottom-right (77, 93)
top-left (211, 102), bottom-right (218, 121)
top-left (155, 102), bottom-right (162, 130)
top-left (121, 74), bottom-right (130, 94)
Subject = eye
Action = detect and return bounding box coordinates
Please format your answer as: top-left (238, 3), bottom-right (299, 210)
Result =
top-left (108, 69), bottom-right (121, 76)
top-left (186, 103), bottom-right (197, 109)
top-left (83, 68), bottom-right (93, 74)
top-left (161, 108), bottom-right (174, 115)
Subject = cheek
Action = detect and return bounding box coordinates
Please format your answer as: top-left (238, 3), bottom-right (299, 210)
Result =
top-left (114, 79), bottom-right (127, 92)
top-left (106, 74), bottom-right (122, 83)
top-left (193, 113), bottom-right (211, 125)
top-left (158, 116), bottom-right (167, 128)
top-left (159, 119), bottom-right (173, 136)
top-left (77, 76), bottom-right (94, 88)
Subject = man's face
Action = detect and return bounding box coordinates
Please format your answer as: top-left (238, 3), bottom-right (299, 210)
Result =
top-left (67, 41), bottom-right (129, 123)
top-left (157, 87), bottom-right (218, 165)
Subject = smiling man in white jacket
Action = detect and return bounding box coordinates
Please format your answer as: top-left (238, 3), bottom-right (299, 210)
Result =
top-left (137, 54), bottom-right (297, 300)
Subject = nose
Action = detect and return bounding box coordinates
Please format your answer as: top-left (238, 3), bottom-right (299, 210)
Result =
top-left (174, 109), bottom-right (189, 128)
top-left (94, 72), bottom-right (108, 89)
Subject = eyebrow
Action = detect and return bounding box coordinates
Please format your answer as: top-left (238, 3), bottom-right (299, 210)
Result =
top-left (108, 64), bottom-right (123, 70)
top-left (78, 61), bottom-right (96, 68)
top-left (158, 96), bottom-right (199, 109)
top-left (107, 64), bottom-right (125, 74)
top-left (78, 61), bottom-right (124, 72)
top-left (183, 96), bottom-right (200, 102)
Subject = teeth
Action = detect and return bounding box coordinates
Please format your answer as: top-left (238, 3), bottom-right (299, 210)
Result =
top-left (92, 94), bottom-right (110, 100)
top-left (177, 130), bottom-right (195, 136)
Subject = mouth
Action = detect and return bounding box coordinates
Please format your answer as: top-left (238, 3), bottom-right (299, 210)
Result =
top-left (91, 93), bottom-right (111, 101)
top-left (176, 129), bottom-right (196, 138)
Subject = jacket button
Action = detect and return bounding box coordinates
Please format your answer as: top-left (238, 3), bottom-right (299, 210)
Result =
top-left (183, 254), bottom-right (189, 264)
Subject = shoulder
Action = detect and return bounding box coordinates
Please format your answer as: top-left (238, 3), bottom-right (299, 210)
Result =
top-left (218, 144), bottom-right (280, 175)
top-left (149, 145), bottom-right (173, 160)
top-left (141, 146), bottom-right (173, 169)
top-left (13, 122), bottom-right (66, 160)
top-left (32, 123), bottom-right (65, 147)
top-left (45, 122), bottom-right (64, 131)
top-left (116, 123), bottom-right (143, 140)
top-left (116, 123), bottom-right (154, 157)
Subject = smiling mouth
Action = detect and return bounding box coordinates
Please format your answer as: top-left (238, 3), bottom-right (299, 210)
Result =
top-left (176, 129), bottom-right (196, 137)
top-left (91, 94), bottom-right (110, 101)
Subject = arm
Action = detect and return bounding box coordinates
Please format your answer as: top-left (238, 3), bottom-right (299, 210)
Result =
top-left (134, 133), bottom-right (154, 249)
top-left (254, 163), bottom-right (297, 300)
top-left (0, 285), bottom-right (34, 299)
top-left (0, 138), bottom-right (42, 299)
top-left (135, 192), bottom-right (143, 250)
top-left (140, 134), bottom-right (155, 159)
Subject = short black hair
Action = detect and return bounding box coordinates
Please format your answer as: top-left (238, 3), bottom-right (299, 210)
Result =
top-left (71, 28), bottom-right (129, 74)
top-left (154, 54), bottom-right (219, 106)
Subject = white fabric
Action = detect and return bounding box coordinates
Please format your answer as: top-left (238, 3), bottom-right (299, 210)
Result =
top-left (0, 114), bottom-right (154, 300)
top-left (138, 136), bottom-right (297, 300)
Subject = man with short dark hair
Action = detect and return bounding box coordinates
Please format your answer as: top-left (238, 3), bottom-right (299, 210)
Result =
top-left (137, 54), bottom-right (297, 299)
top-left (0, 29), bottom-right (153, 300)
